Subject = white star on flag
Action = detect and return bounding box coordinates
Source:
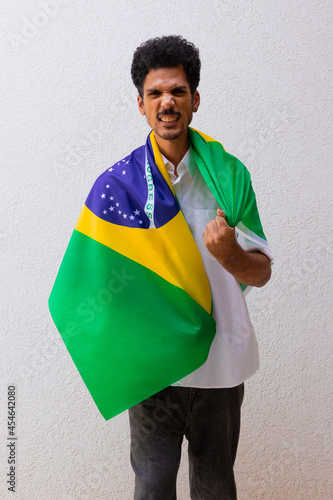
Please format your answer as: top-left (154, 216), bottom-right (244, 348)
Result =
top-left (103, 210), bottom-right (107, 214)
top-left (109, 206), bottom-right (114, 211)
top-left (134, 209), bottom-right (140, 215)
top-left (129, 215), bottom-right (135, 220)
top-left (123, 213), bottom-right (127, 219)
top-left (106, 184), bottom-right (110, 188)
top-left (118, 210), bottom-right (122, 214)
top-left (101, 193), bottom-right (106, 198)
top-left (110, 196), bottom-right (114, 200)
top-left (139, 220), bottom-right (143, 224)
top-left (108, 167), bottom-right (114, 172)
top-left (122, 170), bottom-right (126, 175)
top-left (116, 203), bottom-right (119, 207)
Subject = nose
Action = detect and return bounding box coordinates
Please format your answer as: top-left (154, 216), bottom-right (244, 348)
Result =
top-left (160, 92), bottom-right (175, 108)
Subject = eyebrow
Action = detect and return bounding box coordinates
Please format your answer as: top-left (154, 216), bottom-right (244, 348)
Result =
top-left (145, 85), bottom-right (188, 93)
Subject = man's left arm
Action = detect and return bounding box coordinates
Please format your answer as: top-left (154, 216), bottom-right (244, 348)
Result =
top-left (203, 209), bottom-right (271, 287)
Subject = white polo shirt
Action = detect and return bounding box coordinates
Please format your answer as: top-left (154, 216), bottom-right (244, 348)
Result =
top-left (163, 149), bottom-right (273, 388)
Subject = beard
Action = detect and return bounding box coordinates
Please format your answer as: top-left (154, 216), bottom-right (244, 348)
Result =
top-left (154, 123), bottom-right (186, 141)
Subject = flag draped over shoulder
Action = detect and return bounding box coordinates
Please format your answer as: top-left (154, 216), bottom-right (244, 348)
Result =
top-left (49, 128), bottom-right (268, 420)
top-left (188, 128), bottom-right (270, 291)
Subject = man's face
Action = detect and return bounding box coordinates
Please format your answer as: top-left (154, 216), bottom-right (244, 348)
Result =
top-left (137, 65), bottom-right (200, 142)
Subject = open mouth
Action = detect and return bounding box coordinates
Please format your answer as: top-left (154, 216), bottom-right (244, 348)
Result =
top-left (159, 115), bottom-right (180, 123)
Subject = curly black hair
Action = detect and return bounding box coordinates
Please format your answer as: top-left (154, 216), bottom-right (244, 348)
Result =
top-left (131, 35), bottom-right (201, 98)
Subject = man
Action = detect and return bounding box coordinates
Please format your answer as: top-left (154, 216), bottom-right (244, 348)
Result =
top-left (128, 36), bottom-right (272, 499)
top-left (49, 35), bottom-right (272, 500)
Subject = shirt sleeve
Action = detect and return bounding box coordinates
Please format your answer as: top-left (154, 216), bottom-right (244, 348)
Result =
top-left (236, 175), bottom-right (274, 262)
top-left (235, 224), bottom-right (274, 262)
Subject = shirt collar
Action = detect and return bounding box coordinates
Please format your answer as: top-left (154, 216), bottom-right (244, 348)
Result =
top-left (161, 148), bottom-right (196, 184)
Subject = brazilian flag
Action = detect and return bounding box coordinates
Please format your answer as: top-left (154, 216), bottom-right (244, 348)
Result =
top-left (49, 128), bottom-right (268, 420)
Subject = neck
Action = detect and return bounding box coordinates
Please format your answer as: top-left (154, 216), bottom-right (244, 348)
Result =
top-left (154, 130), bottom-right (189, 169)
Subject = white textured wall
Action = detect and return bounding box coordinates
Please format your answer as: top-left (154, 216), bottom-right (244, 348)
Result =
top-left (1, 0), bottom-right (332, 498)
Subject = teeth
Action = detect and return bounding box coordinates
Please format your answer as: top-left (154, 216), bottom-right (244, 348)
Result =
top-left (160, 116), bottom-right (178, 122)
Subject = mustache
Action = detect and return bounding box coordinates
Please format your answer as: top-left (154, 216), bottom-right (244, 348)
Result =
top-left (157, 110), bottom-right (181, 118)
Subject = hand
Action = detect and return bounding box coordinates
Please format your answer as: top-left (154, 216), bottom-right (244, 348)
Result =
top-left (203, 209), bottom-right (271, 287)
top-left (203, 209), bottom-right (238, 265)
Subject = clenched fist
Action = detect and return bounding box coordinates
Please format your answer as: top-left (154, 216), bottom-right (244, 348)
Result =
top-left (203, 209), bottom-right (271, 287)
top-left (203, 209), bottom-right (239, 265)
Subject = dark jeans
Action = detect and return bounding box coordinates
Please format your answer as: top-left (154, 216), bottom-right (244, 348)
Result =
top-left (128, 384), bottom-right (244, 500)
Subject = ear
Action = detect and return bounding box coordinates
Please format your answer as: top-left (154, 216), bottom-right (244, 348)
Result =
top-left (137, 95), bottom-right (145, 116)
top-left (192, 90), bottom-right (200, 113)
